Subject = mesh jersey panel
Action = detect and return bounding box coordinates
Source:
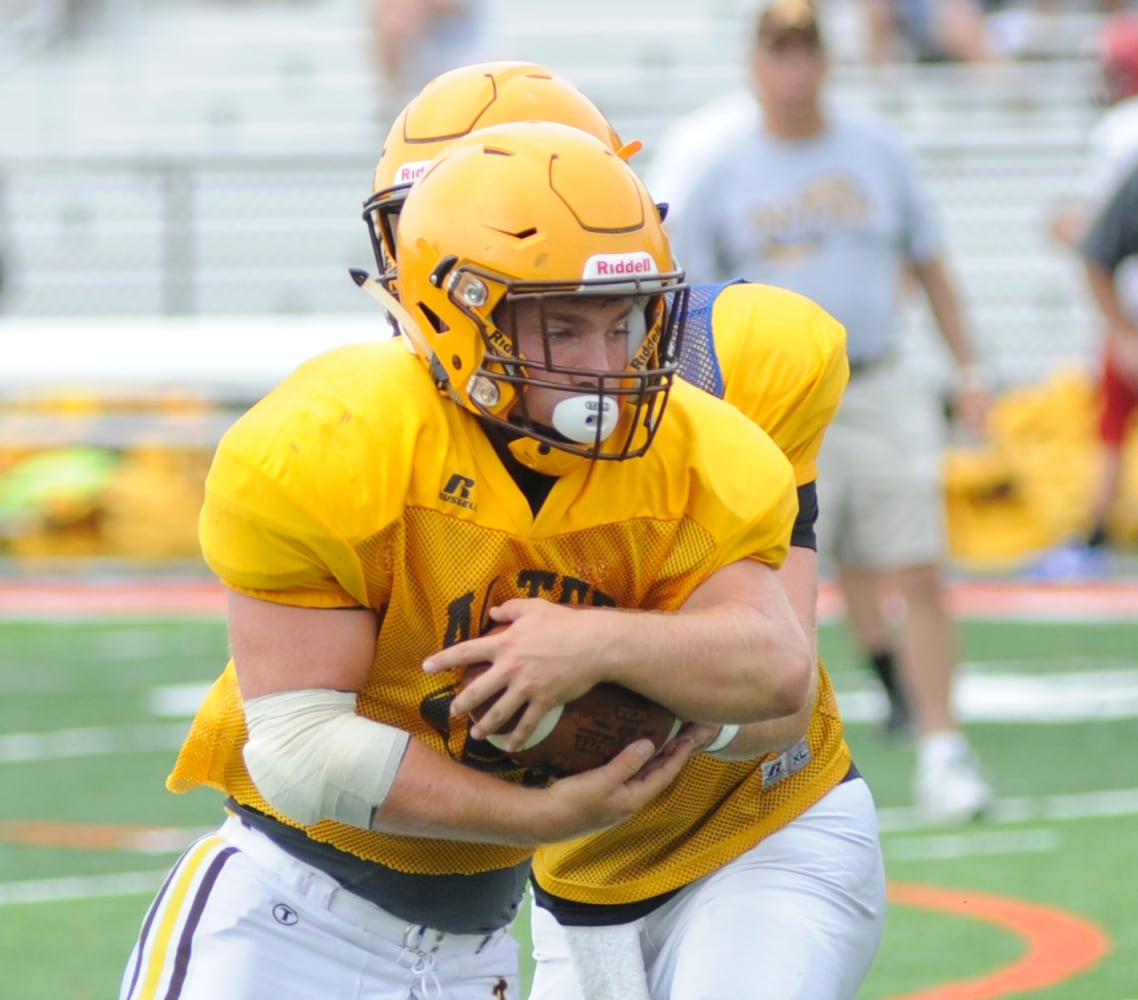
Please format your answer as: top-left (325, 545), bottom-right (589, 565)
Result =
top-left (676, 282), bottom-right (736, 397)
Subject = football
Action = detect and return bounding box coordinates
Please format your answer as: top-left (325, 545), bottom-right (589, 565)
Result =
top-left (463, 661), bottom-right (682, 777)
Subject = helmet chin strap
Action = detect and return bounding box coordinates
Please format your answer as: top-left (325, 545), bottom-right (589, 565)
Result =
top-left (350, 268), bottom-right (434, 361)
top-left (551, 394), bottom-right (619, 444)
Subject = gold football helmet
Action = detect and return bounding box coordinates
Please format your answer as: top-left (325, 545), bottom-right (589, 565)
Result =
top-left (394, 121), bottom-right (687, 463)
top-left (363, 60), bottom-right (638, 287)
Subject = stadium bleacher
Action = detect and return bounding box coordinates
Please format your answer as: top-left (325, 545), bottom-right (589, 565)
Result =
top-left (4, 0), bottom-right (1133, 566)
top-left (0, 0), bottom-right (1116, 385)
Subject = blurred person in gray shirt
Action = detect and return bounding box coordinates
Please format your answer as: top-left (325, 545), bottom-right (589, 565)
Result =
top-left (652, 0), bottom-right (993, 824)
top-left (1042, 12), bottom-right (1138, 576)
top-left (367, 0), bottom-right (490, 118)
top-left (1077, 158), bottom-right (1138, 562)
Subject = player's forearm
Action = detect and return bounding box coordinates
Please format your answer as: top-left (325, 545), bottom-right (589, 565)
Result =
top-left (604, 556), bottom-right (813, 724)
top-left (371, 738), bottom-right (553, 845)
top-left (601, 599), bottom-right (812, 724)
top-left (705, 546), bottom-right (819, 759)
top-left (372, 735), bottom-right (691, 846)
top-left (709, 657), bottom-right (819, 760)
top-left (778, 544), bottom-right (818, 656)
top-left (425, 563), bottom-right (812, 735)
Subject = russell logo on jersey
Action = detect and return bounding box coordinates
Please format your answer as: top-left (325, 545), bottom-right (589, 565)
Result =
top-left (439, 473), bottom-right (476, 510)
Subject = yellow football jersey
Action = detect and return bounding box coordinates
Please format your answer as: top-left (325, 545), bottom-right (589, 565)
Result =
top-left (168, 337), bottom-right (798, 877)
top-left (531, 281), bottom-right (852, 906)
top-left (681, 281), bottom-right (849, 486)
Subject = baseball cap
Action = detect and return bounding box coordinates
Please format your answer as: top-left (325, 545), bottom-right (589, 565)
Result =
top-left (754, 0), bottom-right (822, 49)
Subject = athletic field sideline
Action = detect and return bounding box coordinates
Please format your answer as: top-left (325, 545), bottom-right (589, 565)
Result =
top-left (1, 579), bottom-right (1136, 999)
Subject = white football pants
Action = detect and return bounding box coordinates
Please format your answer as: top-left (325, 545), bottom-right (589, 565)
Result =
top-left (529, 777), bottom-right (886, 1000)
top-left (120, 814), bottom-right (520, 1000)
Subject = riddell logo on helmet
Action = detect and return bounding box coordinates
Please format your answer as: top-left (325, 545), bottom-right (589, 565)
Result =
top-left (582, 253), bottom-right (658, 280)
top-left (396, 160), bottom-right (432, 184)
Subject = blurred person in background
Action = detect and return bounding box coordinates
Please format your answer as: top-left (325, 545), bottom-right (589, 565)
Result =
top-left (654, 0), bottom-right (994, 824)
top-left (861, 0), bottom-right (1120, 65)
top-left (1061, 157), bottom-right (1138, 574)
top-left (1041, 11), bottom-right (1138, 576)
top-left (862, 0), bottom-right (1002, 64)
top-left (1080, 82), bottom-right (1138, 564)
top-left (0, 0), bottom-right (95, 49)
top-left (367, 0), bottom-right (490, 117)
top-left (1052, 10), bottom-right (1138, 245)
top-left (1082, 158), bottom-right (1138, 513)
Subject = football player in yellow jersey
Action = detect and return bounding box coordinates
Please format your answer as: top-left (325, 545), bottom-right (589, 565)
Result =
top-left (118, 122), bottom-right (815, 1000)
top-left (364, 60), bottom-right (886, 1000)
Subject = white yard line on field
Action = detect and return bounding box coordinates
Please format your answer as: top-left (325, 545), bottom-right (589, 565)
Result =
top-left (1, 788), bottom-right (1136, 907)
top-left (877, 786), bottom-right (1138, 833)
top-left (0, 870), bottom-right (169, 907)
top-left (147, 668), bottom-right (1138, 731)
top-left (836, 668), bottom-right (1138, 724)
top-left (884, 827), bottom-right (1064, 861)
top-left (0, 722), bottom-right (188, 763)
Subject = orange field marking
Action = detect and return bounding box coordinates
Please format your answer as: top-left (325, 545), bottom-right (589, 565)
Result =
top-left (2, 579), bottom-right (1138, 619)
top-left (886, 881), bottom-right (1112, 1000)
top-left (0, 821), bottom-right (1116, 997)
top-left (819, 580), bottom-right (1138, 621)
top-left (0, 820), bottom-right (201, 853)
top-left (0, 580), bottom-right (225, 617)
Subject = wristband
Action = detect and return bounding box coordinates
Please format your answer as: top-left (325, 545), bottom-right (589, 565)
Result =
top-left (704, 723), bottom-right (740, 756)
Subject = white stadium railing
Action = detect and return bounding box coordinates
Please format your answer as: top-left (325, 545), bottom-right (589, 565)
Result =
top-left (0, 0), bottom-right (1116, 392)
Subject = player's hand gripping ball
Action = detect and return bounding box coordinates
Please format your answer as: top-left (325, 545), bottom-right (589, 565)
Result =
top-left (461, 634), bottom-right (681, 777)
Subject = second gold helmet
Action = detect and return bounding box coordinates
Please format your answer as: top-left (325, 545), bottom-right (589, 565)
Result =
top-left (363, 60), bottom-right (637, 285)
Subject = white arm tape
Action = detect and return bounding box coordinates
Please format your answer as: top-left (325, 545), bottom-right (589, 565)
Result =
top-left (242, 688), bottom-right (410, 829)
top-left (704, 723), bottom-right (741, 756)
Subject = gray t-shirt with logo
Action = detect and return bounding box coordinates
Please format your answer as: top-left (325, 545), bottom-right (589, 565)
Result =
top-left (662, 109), bottom-right (942, 364)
